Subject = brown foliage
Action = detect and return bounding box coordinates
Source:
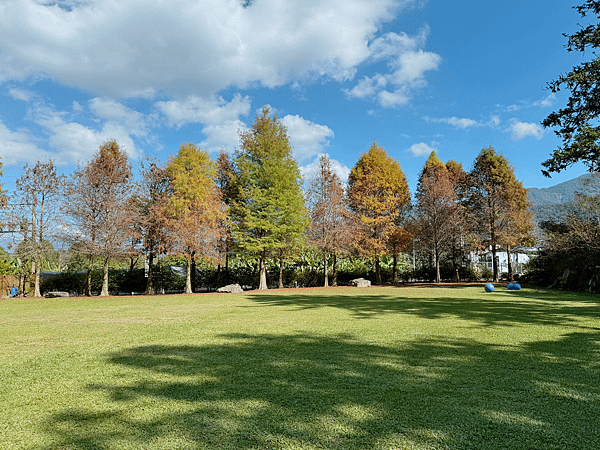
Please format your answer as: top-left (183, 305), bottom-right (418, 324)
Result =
top-left (347, 141), bottom-right (410, 283)
top-left (306, 154), bottom-right (356, 286)
top-left (415, 152), bottom-right (460, 283)
top-left (63, 140), bottom-right (137, 296)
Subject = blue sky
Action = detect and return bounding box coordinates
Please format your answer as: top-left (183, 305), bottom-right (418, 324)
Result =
top-left (0, 0), bottom-right (592, 195)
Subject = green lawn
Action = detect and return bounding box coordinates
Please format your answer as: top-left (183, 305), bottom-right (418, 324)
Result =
top-left (1, 285), bottom-right (600, 449)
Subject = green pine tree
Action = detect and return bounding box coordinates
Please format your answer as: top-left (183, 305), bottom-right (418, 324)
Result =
top-left (230, 107), bottom-right (309, 290)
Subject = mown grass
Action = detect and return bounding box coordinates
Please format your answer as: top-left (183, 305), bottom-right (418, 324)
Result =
top-left (1, 285), bottom-right (600, 449)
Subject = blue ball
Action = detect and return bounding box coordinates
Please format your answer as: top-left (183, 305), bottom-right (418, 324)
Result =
top-left (484, 283), bottom-right (495, 292)
top-left (507, 283), bottom-right (521, 291)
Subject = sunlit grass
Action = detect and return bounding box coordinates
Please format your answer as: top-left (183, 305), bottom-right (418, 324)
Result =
top-left (1, 285), bottom-right (600, 449)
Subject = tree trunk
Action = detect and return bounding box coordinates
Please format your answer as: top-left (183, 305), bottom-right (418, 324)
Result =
top-left (433, 245), bottom-right (442, 283)
top-left (129, 256), bottom-right (137, 273)
top-left (34, 261), bottom-right (41, 298)
top-left (278, 255), bottom-right (284, 289)
top-left (375, 256), bottom-right (381, 284)
top-left (392, 253), bottom-right (398, 283)
top-left (191, 251), bottom-right (197, 293)
top-left (100, 257), bottom-right (109, 296)
top-left (145, 252), bottom-right (155, 295)
top-left (185, 258), bottom-right (192, 294)
top-left (452, 245), bottom-right (460, 282)
top-left (491, 244), bottom-right (499, 282)
top-left (157, 259), bottom-right (165, 295)
top-left (332, 253), bottom-right (338, 287)
top-left (323, 252), bottom-right (329, 287)
top-left (225, 244), bottom-right (230, 284)
top-left (19, 259), bottom-right (27, 298)
top-left (86, 256), bottom-right (93, 296)
top-left (506, 245), bottom-right (513, 282)
top-left (258, 256), bottom-right (268, 290)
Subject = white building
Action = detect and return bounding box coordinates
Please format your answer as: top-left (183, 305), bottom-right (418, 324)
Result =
top-left (473, 248), bottom-right (536, 275)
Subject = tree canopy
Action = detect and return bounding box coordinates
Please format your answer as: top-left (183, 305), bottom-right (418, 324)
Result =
top-left (15, 160), bottom-right (64, 297)
top-left (64, 140), bottom-right (136, 296)
top-left (470, 147), bottom-right (533, 282)
top-left (230, 107), bottom-right (309, 290)
top-left (164, 143), bottom-right (224, 294)
top-left (347, 141), bottom-right (410, 284)
top-left (415, 152), bottom-right (459, 283)
top-left (306, 154), bottom-right (354, 287)
top-left (542, 0), bottom-right (600, 175)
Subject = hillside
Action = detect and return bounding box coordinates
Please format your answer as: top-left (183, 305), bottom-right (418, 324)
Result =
top-left (528, 173), bottom-right (600, 205)
top-left (528, 173), bottom-right (600, 224)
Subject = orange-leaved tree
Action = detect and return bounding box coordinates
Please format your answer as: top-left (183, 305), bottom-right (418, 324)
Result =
top-left (415, 151), bottom-right (459, 283)
top-left (347, 141), bottom-right (410, 284)
top-left (135, 159), bottom-right (171, 295)
top-left (165, 143), bottom-right (225, 294)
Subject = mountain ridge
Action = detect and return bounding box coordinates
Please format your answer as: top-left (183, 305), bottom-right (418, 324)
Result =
top-left (527, 173), bottom-right (600, 206)
top-left (527, 173), bottom-right (600, 224)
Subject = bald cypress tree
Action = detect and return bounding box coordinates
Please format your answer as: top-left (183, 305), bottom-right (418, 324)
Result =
top-left (64, 140), bottom-right (136, 296)
top-left (415, 151), bottom-right (458, 283)
top-left (230, 107), bottom-right (309, 290)
top-left (470, 147), bottom-right (533, 282)
top-left (446, 159), bottom-right (472, 281)
top-left (306, 154), bottom-right (354, 287)
top-left (165, 144), bottom-right (224, 294)
top-left (347, 141), bottom-right (410, 284)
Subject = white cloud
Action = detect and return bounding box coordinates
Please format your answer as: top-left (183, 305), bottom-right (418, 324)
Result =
top-left (506, 103), bottom-right (522, 112)
top-left (409, 141), bottom-right (438, 157)
top-left (425, 116), bottom-right (479, 129)
top-left (301, 153), bottom-right (351, 184)
top-left (345, 26), bottom-right (441, 108)
top-left (533, 93), bottom-right (556, 108)
top-left (156, 94), bottom-right (253, 153)
top-left (30, 103), bottom-right (141, 163)
top-left (0, 0), bottom-right (407, 98)
top-left (508, 120), bottom-right (545, 140)
top-left (424, 114), bottom-right (501, 129)
top-left (89, 97), bottom-right (153, 137)
top-left (488, 115), bottom-right (501, 127)
top-left (156, 94), bottom-right (251, 128)
top-left (0, 120), bottom-right (52, 166)
top-left (445, 117), bottom-right (478, 129)
top-left (198, 120), bottom-right (249, 154)
top-left (281, 115), bottom-right (334, 161)
top-left (390, 47), bottom-right (440, 86)
top-left (506, 93), bottom-right (557, 112)
top-left (346, 74), bottom-right (388, 99)
top-left (378, 89), bottom-right (411, 108)
top-left (8, 87), bottom-right (35, 102)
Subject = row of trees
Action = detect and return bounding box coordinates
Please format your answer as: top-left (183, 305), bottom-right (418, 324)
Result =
top-left (0, 107), bottom-right (535, 297)
top-left (5, 1), bottom-right (600, 296)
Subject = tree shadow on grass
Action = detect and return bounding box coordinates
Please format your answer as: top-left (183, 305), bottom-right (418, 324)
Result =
top-left (43, 331), bottom-right (600, 449)
top-left (247, 289), bottom-right (600, 327)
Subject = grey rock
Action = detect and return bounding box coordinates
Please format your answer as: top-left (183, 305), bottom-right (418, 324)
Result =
top-left (217, 284), bottom-right (244, 293)
top-left (350, 278), bottom-right (371, 287)
top-left (44, 291), bottom-right (70, 298)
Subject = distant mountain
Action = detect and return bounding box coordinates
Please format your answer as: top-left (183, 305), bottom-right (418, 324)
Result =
top-left (527, 173), bottom-right (600, 224)
top-left (528, 173), bottom-right (600, 205)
